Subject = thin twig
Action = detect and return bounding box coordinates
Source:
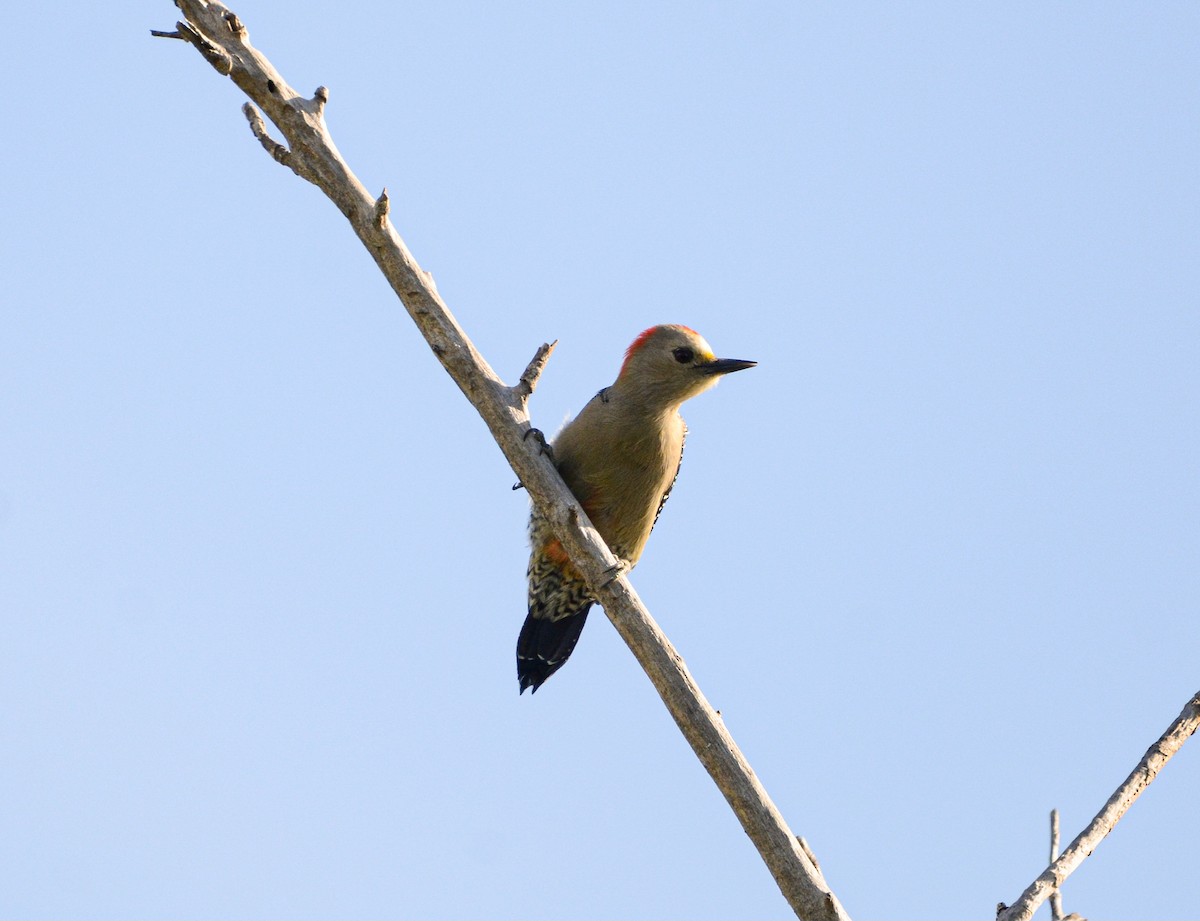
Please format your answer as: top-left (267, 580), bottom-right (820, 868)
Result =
top-left (515, 340), bottom-right (557, 407)
top-left (155, 18), bottom-right (232, 74)
top-left (155, 4), bottom-right (848, 919)
top-left (242, 103), bottom-right (290, 166)
top-left (998, 690), bottom-right (1200, 921)
top-left (1049, 809), bottom-right (1063, 921)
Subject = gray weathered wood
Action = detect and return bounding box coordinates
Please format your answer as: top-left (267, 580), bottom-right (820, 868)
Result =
top-left (997, 690), bottom-right (1200, 921)
top-left (154, 3), bottom-right (849, 919)
top-left (1048, 809), bottom-right (1064, 921)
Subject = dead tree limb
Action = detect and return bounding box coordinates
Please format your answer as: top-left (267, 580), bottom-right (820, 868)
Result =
top-left (1048, 809), bottom-right (1064, 921)
top-left (152, 3), bottom-right (849, 919)
top-left (997, 690), bottom-right (1200, 921)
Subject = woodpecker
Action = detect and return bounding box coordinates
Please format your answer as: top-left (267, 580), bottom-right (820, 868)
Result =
top-left (517, 324), bottom-right (756, 693)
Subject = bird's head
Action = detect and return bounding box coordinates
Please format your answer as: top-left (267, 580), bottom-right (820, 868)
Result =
top-left (615, 325), bottom-right (756, 408)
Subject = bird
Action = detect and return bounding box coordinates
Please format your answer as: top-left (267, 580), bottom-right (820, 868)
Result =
top-left (517, 324), bottom-right (756, 693)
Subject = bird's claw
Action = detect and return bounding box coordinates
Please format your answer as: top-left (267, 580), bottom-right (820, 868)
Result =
top-left (602, 560), bottom-right (631, 586)
top-left (523, 426), bottom-right (555, 462)
top-left (514, 427), bottom-right (556, 490)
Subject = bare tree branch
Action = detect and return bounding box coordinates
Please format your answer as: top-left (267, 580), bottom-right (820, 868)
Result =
top-left (152, 3), bottom-right (849, 919)
top-left (1049, 809), bottom-right (1064, 921)
top-left (997, 690), bottom-right (1200, 921)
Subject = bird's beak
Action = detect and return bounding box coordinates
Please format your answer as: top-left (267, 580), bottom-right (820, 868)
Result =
top-left (700, 357), bottom-right (757, 376)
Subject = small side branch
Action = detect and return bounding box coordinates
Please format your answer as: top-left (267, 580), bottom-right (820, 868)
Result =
top-left (242, 103), bottom-right (291, 166)
top-left (998, 690), bottom-right (1200, 921)
top-left (374, 189), bottom-right (390, 230)
top-left (514, 340), bottom-right (557, 409)
top-left (152, 19), bottom-right (232, 74)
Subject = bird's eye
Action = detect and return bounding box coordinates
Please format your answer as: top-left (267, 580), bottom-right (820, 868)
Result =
top-left (673, 347), bottom-right (694, 364)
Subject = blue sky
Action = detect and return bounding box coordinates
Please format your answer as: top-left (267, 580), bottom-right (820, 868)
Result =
top-left (2, 2), bottom-right (1197, 919)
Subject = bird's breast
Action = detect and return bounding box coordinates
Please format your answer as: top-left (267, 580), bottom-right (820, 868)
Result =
top-left (553, 409), bottom-right (684, 563)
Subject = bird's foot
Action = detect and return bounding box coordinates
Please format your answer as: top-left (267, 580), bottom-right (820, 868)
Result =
top-left (523, 426), bottom-right (555, 462)
top-left (513, 427), bottom-right (556, 489)
top-left (602, 560), bottom-right (631, 586)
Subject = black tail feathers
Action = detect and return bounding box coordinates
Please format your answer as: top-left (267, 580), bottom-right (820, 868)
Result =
top-left (516, 604), bottom-right (593, 694)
